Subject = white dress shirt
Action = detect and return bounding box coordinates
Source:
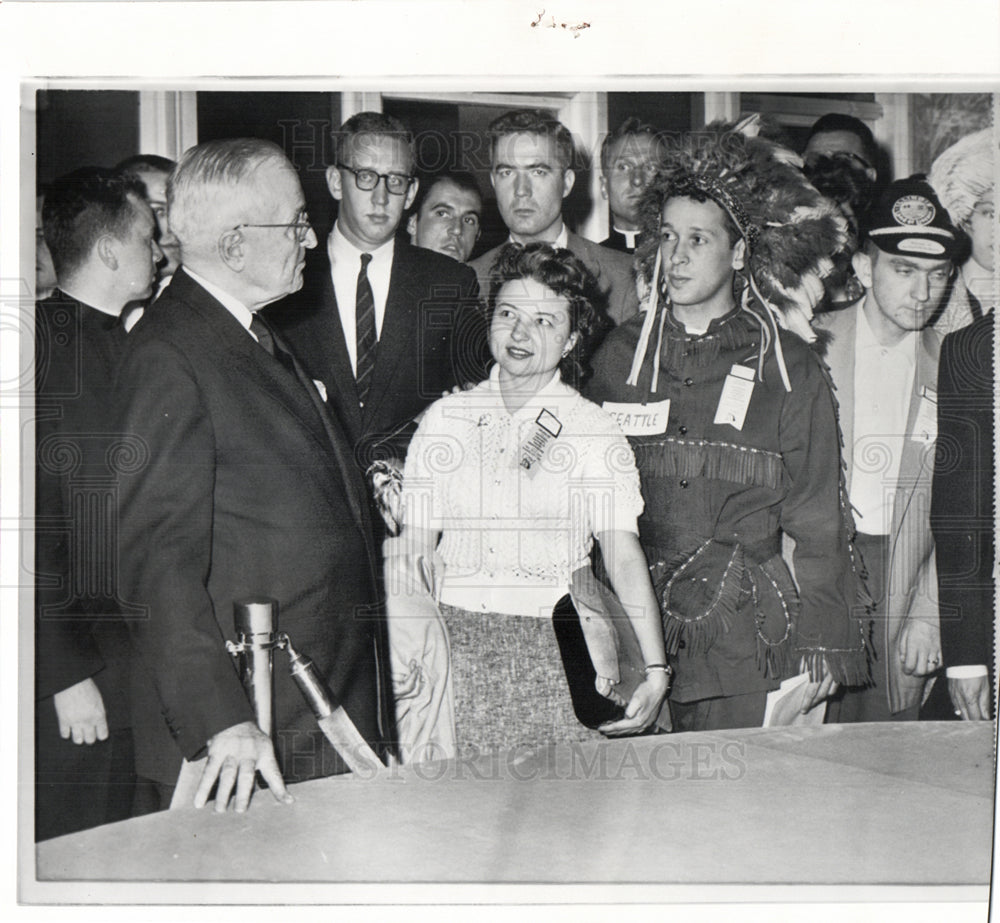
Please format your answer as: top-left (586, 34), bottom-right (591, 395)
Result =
top-left (182, 265), bottom-right (256, 335)
top-left (509, 223), bottom-right (569, 249)
top-left (328, 223), bottom-right (395, 376)
top-left (849, 303), bottom-right (916, 535)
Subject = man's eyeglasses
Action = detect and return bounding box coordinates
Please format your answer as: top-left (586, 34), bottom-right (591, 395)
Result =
top-left (233, 214), bottom-right (313, 243)
top-left (338, 164), bottom-right (414, 196)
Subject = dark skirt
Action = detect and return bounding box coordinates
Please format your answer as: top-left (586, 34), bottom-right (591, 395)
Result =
top-left (439, 603), bottom-right (605, 756)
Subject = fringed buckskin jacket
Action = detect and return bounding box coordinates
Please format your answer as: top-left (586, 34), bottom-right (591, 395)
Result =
top-left (586, 304), bottom-right (871, 704)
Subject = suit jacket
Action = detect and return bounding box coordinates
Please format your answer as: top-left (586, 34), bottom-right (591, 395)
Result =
top-left (34, 291), bottom-right (131, 728)
top-left (268, 239), bottom-right (486, 467)
top-left (114, 269), bottom-right (392, 785)
top-left (930, 312), bottom-right (994, 672)
top-left (470, 230), bottom-right (640, 326)
top-left (816, 303), bottom-right (943, 713)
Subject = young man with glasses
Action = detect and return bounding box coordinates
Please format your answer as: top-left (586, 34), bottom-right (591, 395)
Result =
top-left (270, 111), bottom-right (486, 469)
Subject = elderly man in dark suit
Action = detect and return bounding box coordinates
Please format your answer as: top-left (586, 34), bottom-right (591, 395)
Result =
top-left (269, 112), bottom-right (485, 470)
top-left (470, 109), bottom-right (639, 326)
top-left (35, 166), bottom-right (163, 839)
top-left (115, 138), bottom-right (392, 815)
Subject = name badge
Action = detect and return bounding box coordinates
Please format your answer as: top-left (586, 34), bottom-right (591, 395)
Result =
top-left (714, 365), bottom-right (756, 431)
top-left (910, 386), bottom-right (937, 443)
top-left (601, 399), bottom-right (671, 436)
top-left (519, 409), bottom-right (562, 478)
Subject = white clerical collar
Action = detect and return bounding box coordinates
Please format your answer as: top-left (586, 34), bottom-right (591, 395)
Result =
top-left (509, 223), bottom-right (568, 250)
top-left (613, 226), bottom-right (640, 249)
top-left (181, 266), bottom-right (255, 333)
top-left (330, 221), bottom-right (396, 264)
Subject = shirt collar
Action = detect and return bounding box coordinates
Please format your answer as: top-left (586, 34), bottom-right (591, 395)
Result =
top-left (330, 221), bottom-right (396, 266)
top-left (508, 222), bottom-right (568, 250)
top-left (181, 266), bottom-right (255, 331)
top-left (856, 297), bottom-right (916, 359)
top-left (486, 363), bottom-right (578, 419)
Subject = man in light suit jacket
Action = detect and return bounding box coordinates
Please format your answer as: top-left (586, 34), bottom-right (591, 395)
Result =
top-left (470, 109), bottom-right (639, 327)
top-left (269, 112), bottom-right (486, 471)
top-left (818, 178), bottom-right (963, 722)
top-left (115, 139), bottom-right (392, 814)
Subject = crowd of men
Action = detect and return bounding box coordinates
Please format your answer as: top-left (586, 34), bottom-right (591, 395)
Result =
top-left (33, 106), bottom-right (996, 841)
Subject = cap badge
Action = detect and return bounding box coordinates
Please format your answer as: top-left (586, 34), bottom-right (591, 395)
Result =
top-left (892, 195), bottom-right (936, 227)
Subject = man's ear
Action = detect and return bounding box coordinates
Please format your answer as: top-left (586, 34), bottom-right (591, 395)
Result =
top-left (403, 176), bottom-right (420, 211)
top-left (218, 228), bottom-right (245, 271)
top-left (326, 164), bottom-right (344, 202)
top-left (731, 238), bottom-right (746, 271)
top-left (598, 174), bottom-right (609, 202)
top-left (406, 213), bottom-right (418, 242)
top-left (852, 249), bottom-right (873, 289)
top-left (561, 168), bottom-right (576, 200)
top-left (96, 236), bottom-right (118, 271)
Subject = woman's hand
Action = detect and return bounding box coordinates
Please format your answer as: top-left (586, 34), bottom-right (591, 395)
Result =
top-left (597, 671), bottom-right (670, 737)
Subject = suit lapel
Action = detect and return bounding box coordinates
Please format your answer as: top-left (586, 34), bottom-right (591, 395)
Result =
top-left (313, 263), bottom-right (364, 444)
top-left (823, 306), bottom-right (858, 493)
top-left (889, 328), bottom-right (940, 547)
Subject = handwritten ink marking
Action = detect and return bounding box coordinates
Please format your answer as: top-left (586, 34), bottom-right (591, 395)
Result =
top-left (531, 11), bottom-right (591, 36)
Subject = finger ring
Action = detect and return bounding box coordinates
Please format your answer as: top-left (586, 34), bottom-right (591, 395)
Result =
top-left (927, 657), bottom-right (939, 665)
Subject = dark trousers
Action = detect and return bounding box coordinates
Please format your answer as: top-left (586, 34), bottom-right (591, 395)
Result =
top-left (669, 690), bottom-right (768, 732)
top-left (35, 701), bottom-right (135, 842)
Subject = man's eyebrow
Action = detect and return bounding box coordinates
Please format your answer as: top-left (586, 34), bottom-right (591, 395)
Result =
top-left (426, 200), bottom-right (457, 212)
top-left (493, 160), bottom-right (553, 171)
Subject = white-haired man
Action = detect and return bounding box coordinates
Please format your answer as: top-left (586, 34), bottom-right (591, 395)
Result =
top-left (114, 138), bottom-right (391, 815)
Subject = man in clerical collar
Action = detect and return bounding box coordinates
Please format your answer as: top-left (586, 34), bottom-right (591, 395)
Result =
top-left (599, 117), bottom-right (662, 254)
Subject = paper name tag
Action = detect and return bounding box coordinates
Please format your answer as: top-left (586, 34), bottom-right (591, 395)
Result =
top-left (519, 409), bottom-right (562, 478)
top-left (713, 365), bottom-right (755, 431)
top-left (910, 387), bottom-right (937, 442)
top-left (602, 399), bottom-right (671, 436)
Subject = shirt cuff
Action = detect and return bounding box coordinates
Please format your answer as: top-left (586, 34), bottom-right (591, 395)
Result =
top-left (945, 665), bottom-right (989, 679)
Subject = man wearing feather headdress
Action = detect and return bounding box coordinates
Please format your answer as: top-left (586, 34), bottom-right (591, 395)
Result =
top-left (586, 120), bottom-right (871, 732)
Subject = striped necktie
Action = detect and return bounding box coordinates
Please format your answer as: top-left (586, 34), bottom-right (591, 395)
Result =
top-left (355, 252), bottom-right (377, 407)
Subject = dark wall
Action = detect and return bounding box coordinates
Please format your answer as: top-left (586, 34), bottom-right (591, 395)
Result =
top-left (35, 90), bottom-right (140, 186)
top-left (198, 92), bottom-right (341, 238)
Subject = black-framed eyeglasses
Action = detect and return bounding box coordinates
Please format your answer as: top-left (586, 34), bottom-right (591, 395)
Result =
top-left (233, 213), bottom-right (313, 243)
top-left (338, 163), bottom-right (414, 196)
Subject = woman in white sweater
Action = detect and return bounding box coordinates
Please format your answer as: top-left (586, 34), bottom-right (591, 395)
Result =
top-left (399, 243), bottom-right (668, 755)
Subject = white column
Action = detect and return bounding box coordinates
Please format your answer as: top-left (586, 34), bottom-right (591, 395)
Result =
top-left (873, 93), bottom-right (911, 181)
top-left (558, 91), bottom-right (608, 242)
top-left (702, 93), bottom-right (741, 124)
top-left (138, 91), bottom-right (198, 159)
top-left (339, 92), bottom-right (384, 121)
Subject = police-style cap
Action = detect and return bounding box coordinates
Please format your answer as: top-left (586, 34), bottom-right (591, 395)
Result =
top-left (866, 176), bottom-right (964, 261)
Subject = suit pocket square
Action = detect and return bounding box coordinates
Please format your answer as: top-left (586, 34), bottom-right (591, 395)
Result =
top-left (312, 379), bottom-right (328, 402)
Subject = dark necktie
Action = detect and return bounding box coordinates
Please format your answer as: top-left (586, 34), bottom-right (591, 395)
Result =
top-left (250, 313), bottom-right (296, 377)
top-left (355, 252), bottom-right (377, 407)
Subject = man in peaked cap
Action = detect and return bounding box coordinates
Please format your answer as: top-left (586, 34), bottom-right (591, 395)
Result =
top-left (817, 176), bottom-right (966, 723)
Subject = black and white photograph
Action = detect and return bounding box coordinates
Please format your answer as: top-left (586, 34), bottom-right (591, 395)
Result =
top-left (3, 2), bottom-right (999, 921)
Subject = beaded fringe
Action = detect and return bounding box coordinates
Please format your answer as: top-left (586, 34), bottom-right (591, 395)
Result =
top-left (637, 438), bottom-right (785, 491)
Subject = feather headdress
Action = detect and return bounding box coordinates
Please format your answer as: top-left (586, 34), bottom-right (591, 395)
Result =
top-left (628, 117), bottom-right (850, 392)
top-left (927, 128), bottom-right (996, 229)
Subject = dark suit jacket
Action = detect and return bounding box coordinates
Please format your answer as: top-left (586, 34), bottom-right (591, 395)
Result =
top-left (268, 239), bottom-right (486, 467)
top-left (114, 269), bottom-right (392, 785)
top-left (471, 230), bottom-right (639, 326)
top-left (931, 312), bottom-right (994, 671)
top-left (34, 291), bottom-right (131, 728)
